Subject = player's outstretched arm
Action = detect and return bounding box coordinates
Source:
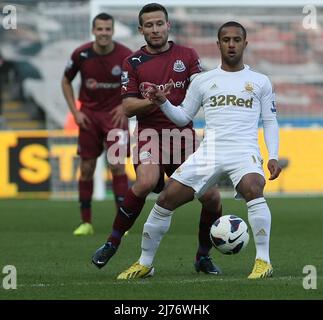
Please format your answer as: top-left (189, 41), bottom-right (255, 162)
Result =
top-left (159, 100), bottom-right (192, 127)
top-left (122, 97), bottom-right (154, 117)
top-left (149, 79), bottom-right (201, 127)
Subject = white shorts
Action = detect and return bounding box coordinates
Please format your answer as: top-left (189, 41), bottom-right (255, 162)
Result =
top-left (171, 142), bottom-right (265, 199)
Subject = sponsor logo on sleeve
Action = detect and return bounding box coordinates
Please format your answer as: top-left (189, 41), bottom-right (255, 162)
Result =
top-left (121, 71), bottom-right (129, 90)
top-left (271, 101), bottom-right (277, 113)
top-left (271, 93), bottom-right (277, 113)
top-left (65, 59), bottom-right (73, 70)
top-left (80, 51), bottom-right (88, 58)
top-left (197, 59), bottom-right (203, 72)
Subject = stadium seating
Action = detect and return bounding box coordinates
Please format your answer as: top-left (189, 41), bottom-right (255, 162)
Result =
top-left (0, 2), bottom-right (322, 128)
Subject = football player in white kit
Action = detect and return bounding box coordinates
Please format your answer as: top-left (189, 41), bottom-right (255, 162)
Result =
top-left (118, 21), bottom-right (281, 280)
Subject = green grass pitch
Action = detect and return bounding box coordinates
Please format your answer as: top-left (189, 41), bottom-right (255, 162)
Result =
top-left (0, 196), bottom-right (322, 300)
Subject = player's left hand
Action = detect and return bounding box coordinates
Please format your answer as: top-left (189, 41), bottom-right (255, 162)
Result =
top-left (267, 159), bottom-right (282, 180)
top-left (110, 104), bottom-right (127, 128)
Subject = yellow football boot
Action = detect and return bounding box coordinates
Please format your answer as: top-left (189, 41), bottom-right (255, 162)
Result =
top-left (248, 259), bottom-right (273, 279)
top-left (117, 261), bottom-right (154, 280)
top-left (73, 223), bottom-right (94, 236)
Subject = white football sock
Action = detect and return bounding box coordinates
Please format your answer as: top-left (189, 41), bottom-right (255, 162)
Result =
top-left (139, 204), bottom-right (173, 267)
top-left (247, 197), bottom-right (271, 264)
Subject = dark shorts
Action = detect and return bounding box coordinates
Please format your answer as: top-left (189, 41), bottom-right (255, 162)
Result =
top-left (78, 108), bottom-right (130, 162)
top-left (132, 129), bottom-right (200, 193)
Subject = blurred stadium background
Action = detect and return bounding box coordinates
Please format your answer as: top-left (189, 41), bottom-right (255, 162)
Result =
top-left (0, 0), bottom-right (323, 199)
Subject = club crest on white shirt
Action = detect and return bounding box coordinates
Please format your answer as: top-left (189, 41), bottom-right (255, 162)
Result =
top-left (243, 82), bottom-right (255, 95)
top-left (173, 60), bottom-right (186, 72)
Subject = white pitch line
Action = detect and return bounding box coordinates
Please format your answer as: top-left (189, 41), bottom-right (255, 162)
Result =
top-left (18, 275), bottom-right (308, 288)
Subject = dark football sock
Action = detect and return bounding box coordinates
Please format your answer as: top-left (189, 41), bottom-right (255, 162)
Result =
top-left (79, 180), bottom-right (93, 223)
top-left (108, 188), bottom-right (146, 247)
top-left (112, 174), bottom-right (128, 211)
top-left (196, 205), bottom-right (222, 261)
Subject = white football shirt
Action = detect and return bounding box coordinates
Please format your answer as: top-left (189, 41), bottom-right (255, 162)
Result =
top-left (161, 65), bottom-right (279, 159)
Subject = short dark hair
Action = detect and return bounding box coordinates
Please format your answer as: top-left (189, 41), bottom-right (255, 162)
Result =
top-left (92, 13), bottom-right (114, 29)
top-left (217, 21), bottom-right (247, 40)
top-left (138, 3), bottom-right (168, 26)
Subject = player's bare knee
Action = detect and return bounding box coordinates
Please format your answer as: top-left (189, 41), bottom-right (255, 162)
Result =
top-left (133, 179), bottom-right (156, 197)
top-left (156, 188), bottom-right (180, 210)
top-left (156, 191), bottom-right (171, 208)
top-left (243, 184), bottom-right (264, 201)
top-left (200, 187), bottom-right (221, 208)
top-left (210, 188), bottom-right (221, 205)
top-left (158, 179), bottom-right (194, 210)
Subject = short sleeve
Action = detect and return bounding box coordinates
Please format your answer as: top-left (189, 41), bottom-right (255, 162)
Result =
top-left (64, 50), bottom-right (80, 81)
top-left (188, 48), bottom-right (203, 78)
top-left (121, 58), bottom-right (140, 98)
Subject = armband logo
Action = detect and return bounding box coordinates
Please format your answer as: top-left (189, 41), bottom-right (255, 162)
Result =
top-left (121, 71), bottom-right (129, 90)
top-left (65, 59), bottom-right (73, 70)
top-left (271, 101), bottom-right (277, 113)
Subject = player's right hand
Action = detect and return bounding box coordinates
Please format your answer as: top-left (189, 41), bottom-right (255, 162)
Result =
top-left (139, 82), bottom-right (155, 99)
top-left (110, 104), bottom-right (127, 128)
top-left (267, 159), bottom-right (282, 180)
top-left (74, 111), bottom-right (91, 130)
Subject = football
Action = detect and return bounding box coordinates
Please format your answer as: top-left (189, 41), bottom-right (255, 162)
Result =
top-left (210, 215), bottom-right (249, 255)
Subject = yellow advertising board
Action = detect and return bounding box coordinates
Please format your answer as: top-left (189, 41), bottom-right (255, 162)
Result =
top-left (259, 128), bottom-right (323, 193)
top-left (0, 129), bottom-right (322, 198)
